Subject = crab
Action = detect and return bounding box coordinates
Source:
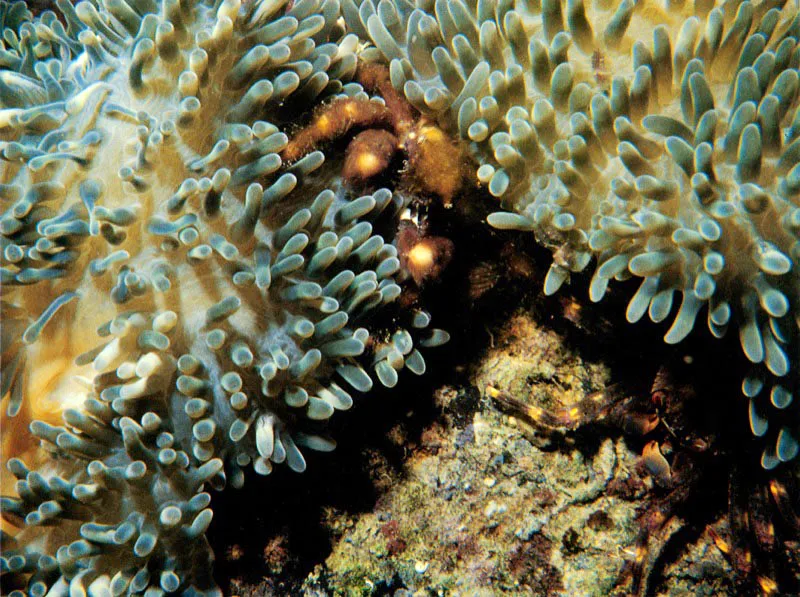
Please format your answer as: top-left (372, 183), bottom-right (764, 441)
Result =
top-left (487, 365), bottom-right (800, 596)
top-left (281, 62), bottom-right (466, 209)
top-left (280, 62), bottom-right (462, 292)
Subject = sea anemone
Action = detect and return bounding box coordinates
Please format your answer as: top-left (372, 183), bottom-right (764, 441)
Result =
top-left (0, 0), bottom-right (448, 593)
top-left (347, 0), bottom-right (800, 467)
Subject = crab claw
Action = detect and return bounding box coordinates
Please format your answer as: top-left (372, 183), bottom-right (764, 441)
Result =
top-left (342, 129), bottom-right (399, 184)
top-left (620, 412), bottom-right (660, 436)
top-left (641, 441), bottom-right (672, 488)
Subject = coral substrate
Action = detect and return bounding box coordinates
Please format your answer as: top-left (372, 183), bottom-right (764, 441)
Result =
top-left (350, 0), bottom-right (800, 467)
top-left (0, 0), bottom-right (449, 594)
top-left (228, 310), bottom-right (734, 596)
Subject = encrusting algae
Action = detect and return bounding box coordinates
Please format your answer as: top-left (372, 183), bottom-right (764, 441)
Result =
top-left (1, 0), bottom-right (799, 594)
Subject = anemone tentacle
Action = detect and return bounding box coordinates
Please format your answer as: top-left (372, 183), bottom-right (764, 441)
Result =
top-left (348, 0), bottom-right (800, 468)
top-left (0, 1), bottom-right (448, 593)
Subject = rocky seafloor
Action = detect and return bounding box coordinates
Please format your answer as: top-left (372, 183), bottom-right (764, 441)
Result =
top-left (212, 285), bottom-right (737, 597)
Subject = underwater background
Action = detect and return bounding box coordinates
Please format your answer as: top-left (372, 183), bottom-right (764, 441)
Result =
top-left (2, 0), bottom-right (799, 595)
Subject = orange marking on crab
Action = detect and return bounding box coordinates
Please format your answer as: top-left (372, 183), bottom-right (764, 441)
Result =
top-left (526, 404), bottom-right (545, 421)
top-left (768, 479), bottom-right (786, 499)
top-left (282, 63), bottom-right (467, 208)
top-left (342, 129), bottom-right (399, 183)
top-left (343, 102), bottom-right (360, 118)
top-left (280, 98), bottom-right (394, 163)
top-left (758, 576), bottom-right (779, 595)
top-left (485, 385), bottom-right (547, 425)
top-left (316, 114), bottom-right (332, 134)
top-left (396, 221), bottom-right (455, 287)
top-left (708, 527), bottom-right (731, 555)
top-left (485, 385), bottom-right (501, 399)
top-left (402, 236), bottom-right (455, 286)
top-left (407, 242), bottom-right (434, 271)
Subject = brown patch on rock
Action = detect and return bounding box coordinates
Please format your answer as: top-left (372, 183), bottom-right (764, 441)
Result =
top-left (507, 535), bottom-right (564, 594)
top-left (587, 510), bottom-right (614, 531)
top-left (562, 527), bottom-right (582, 555)
top-left (380, 519), bottom-right (407, 556)
top-left (608, 471), bottom-right (647, 501)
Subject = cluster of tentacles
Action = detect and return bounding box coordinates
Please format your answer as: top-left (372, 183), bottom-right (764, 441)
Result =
top-left (350, 0), bottom-right (800, 469)
top-left (0, 0), bottom-right (452, 594)
top-left (1, 0), bottom-right (799, 595)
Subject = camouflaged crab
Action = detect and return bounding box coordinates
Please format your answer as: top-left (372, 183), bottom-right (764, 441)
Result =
top-left (489, 362), bottom-right (800, 595)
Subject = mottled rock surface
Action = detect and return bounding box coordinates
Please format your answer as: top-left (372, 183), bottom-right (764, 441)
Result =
top-left (226, 307), bottom-right (735, 596)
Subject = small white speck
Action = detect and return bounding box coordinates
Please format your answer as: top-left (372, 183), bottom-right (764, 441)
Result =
top-left (414, 561), bottom-right (429, 574)
top-left (484, 500), bottom-right (507, 519)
